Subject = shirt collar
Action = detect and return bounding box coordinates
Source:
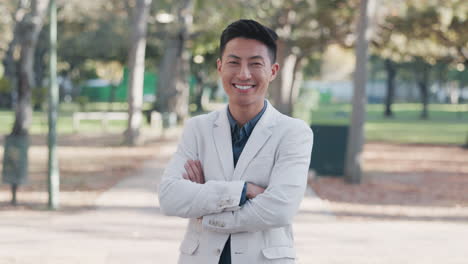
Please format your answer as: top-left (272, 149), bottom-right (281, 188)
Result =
top-left (227, 100), bottom-right (267, 136)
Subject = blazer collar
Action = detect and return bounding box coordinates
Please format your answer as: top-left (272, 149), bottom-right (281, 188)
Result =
top-left (213, 100), bottom-right (278, 181)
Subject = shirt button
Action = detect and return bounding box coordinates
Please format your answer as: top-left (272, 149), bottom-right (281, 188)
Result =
top-left (216, 249), bottom-right (221, 255)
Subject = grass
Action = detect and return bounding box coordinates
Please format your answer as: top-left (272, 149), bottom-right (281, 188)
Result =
top-left (0, 102), bottom-right (467, 145)
top-left (0, 102), bottom-right (154, 135)
top-left (307, 103), bottom-right (468, 145)
top-left (0, 110), bottom-right (134, 135)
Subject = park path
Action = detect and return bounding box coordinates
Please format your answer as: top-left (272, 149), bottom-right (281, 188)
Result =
top-left (1, 138), bottom-right (467, 263)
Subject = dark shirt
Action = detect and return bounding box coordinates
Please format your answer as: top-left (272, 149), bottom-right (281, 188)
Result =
top-left (218, 101), bottom-right (267, 264)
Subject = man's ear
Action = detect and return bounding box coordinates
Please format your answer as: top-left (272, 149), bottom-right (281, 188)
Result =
top-left (269, 63), bottom-right (280, 82)
top-left (216, 58), bottom-right (222, 73)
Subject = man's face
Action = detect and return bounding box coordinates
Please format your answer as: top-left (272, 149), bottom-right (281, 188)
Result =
top-left (217, 37), bottom-right (279, 108)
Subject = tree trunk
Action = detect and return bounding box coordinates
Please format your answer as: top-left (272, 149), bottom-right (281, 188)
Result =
top-left (269, 39), bottom-right (297, 116)
top-left (417, 62), bottom-right (430, 120)
top-left (418, 81), bottom-right (429, 120)
top-left (154, 0), bottom-right (193, 123)
top-left (344, 0), bottom-right (370, 184)
top-left (268, 40), bottom-right (284, 112)
top-left (192, 71), bottom-right (205, 113)
top-left (288, 56), bottom-right (305, 115)
top-left (384, 58), bottom-right (396, 117)
top-left (125, 0), bottom-right (152, 146)
top-left (34, 29), bottom-right (48, 89)
top-left (155, 35), bottom-right (179, 111)
top-left (11, 0), bottom-right (50, 136)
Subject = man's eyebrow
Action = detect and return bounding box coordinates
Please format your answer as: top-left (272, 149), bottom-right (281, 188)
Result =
top-left (249, 55), bottom-right (265, 60)
top-left (227, 54), bottom-right (241, 59)
top-left (226, 54), bottom-right (265, 60)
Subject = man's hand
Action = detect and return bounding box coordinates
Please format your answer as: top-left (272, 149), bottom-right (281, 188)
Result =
top-left (183, 160), bottom-right (205, 184)
top-left (246, 182), bottom-right (265, 199)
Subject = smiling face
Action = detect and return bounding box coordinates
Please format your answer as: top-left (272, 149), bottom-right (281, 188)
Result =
top-left (217, 37), bottom-right (279, 110)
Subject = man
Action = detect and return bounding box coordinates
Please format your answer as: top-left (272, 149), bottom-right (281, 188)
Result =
top-left (158, 19), bottom-right (313, 264)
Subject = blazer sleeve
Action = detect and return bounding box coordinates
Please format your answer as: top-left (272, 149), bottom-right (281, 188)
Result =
top-left (202, 122), bottom-right (313, 233)
top-left (158, 118), bottom-right (245, 219)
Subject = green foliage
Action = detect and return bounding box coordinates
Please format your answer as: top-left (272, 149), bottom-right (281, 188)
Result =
top-left (188, 0), bottom-right (359, 84)
top-left (51, 0), bottom-right (132, 84)
top-left (0, 77), bottom-right (12, 108)
top-left (32, 87), bottom-right (47, 111)
top-left (0, 77), bottom-right (11, 93)
top-left (375, 0), bottom-right (468, 66)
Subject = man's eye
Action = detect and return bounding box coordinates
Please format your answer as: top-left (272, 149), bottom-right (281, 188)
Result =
top-left (251, 62), bottom-right (263, 66)
top-left (228, 61), bottom-right (239, 64)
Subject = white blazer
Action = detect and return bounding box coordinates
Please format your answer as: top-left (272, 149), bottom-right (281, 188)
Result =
top-left (158, 102), bottom-right (313, 264)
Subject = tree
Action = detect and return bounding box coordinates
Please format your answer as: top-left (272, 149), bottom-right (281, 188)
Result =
top-left (371, 6), bottom-right (403, 118)
top-left (125, 0), bottom-right (152, 145)
top-left (10, 0), bottom-right (50, 136)
top-left (150, 0), bottom-right (358, 117)
top-left (413, 57), bottom-right (431, 119)
top-left (344, 0), bottom-right (370, 184)
top-left (0, 0), bottom-right (49, 206)
top-left (161, 0), bottom-right (358, 117)
top-left (386, 5), bottom-right (443, 119)
top-left (1, 1), bottom-right (19, 84)
top-left (376, 0), bottom-right (468, 119)
top-left (188, 1), bottom-right (246, 111)
top-left (0, 1), bottom-right (20, 109)
top-left (56, 0), bottom-right (131, 85)
top-left (154, 0), bottom-right (193, 123)
top-left (239, 0), bottom-right (357, 116)
top-left (383, 58), bottom-right (397, 117)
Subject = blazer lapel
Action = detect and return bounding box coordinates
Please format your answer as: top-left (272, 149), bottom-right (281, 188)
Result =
top-left (213, 106), bottom-right (234, 181)
top-left (232, 103), bottom-right (277, 181)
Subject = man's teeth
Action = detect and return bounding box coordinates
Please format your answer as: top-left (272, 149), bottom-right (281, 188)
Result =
top-left (234, 84), bottom-right (254, 90)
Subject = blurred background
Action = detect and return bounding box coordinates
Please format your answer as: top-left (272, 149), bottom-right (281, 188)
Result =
top-left (0, 0), bottom-right (467, 136)
top-left (0, 0), bottom-right (467, 251)
top-left (0, 0), bottom-right (467, 263)
top-left (1, 0), bottom-right (467, 211)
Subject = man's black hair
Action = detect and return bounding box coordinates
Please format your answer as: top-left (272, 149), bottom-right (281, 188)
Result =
top-left (219, 19), bottom-right (278, 63)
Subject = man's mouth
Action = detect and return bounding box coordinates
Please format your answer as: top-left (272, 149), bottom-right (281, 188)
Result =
top-left (233, 84), bottom-right (255, 91)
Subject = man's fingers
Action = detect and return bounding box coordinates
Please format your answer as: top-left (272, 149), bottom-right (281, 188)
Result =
top-left (190, 160), bottom-right (203, 183)
top-left (187, 160), bottom-right (200, 183)
top-left (184, 162), bottom-right (196, 182)
top-left (184, 160), bottom-right (205, 184)
top-left (182, 173), bottom-right (189, 180)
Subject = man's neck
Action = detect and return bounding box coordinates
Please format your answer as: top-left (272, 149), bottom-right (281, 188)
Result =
top-left (228, 101), bottom-right (265, 126)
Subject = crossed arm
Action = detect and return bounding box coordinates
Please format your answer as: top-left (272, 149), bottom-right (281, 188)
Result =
top-left (182, 159), bottom-right (265, 200)
top-left (158, 119), bottom-right (268, 220)
top-left (158, 119), bottom-right (313, 234)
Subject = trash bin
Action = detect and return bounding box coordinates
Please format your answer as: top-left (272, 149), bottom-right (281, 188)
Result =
top-left (310, 125), bottom-right (348, 177)
top-left (2, 135), bottom-right (29, 185)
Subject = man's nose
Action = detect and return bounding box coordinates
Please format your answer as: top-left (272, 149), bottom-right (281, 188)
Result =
top-left (237, 63), bottom-right (252, 80)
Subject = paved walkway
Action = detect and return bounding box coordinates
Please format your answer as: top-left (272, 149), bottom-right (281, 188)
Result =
top-left (1, 140), bottom-right (467, 263)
